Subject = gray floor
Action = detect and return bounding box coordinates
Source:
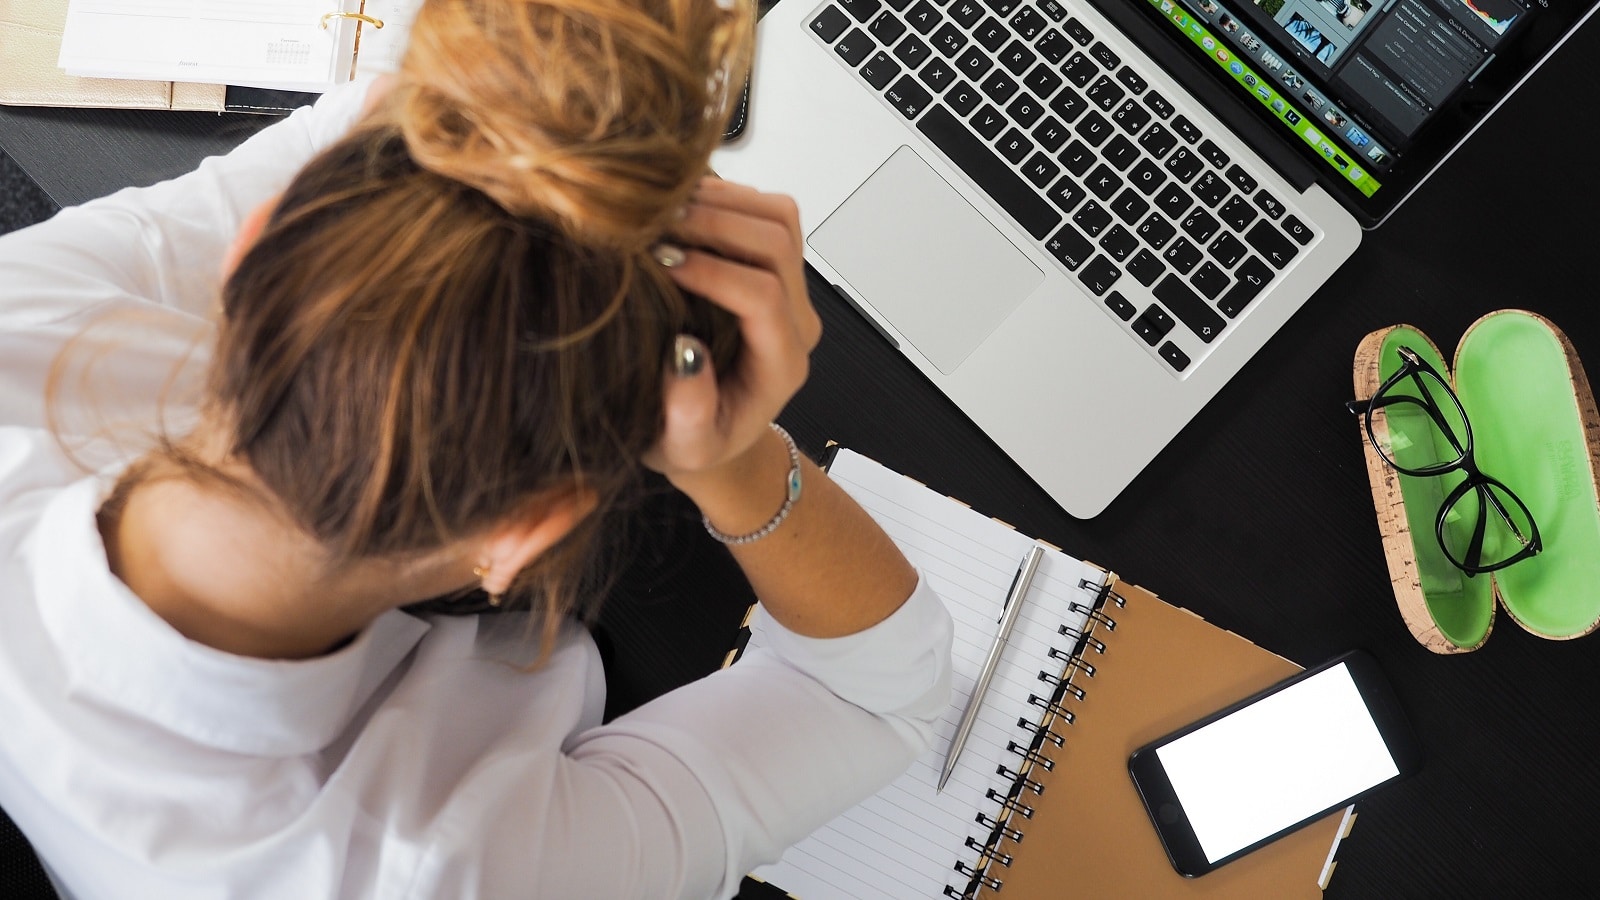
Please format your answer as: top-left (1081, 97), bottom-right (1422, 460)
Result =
top-left (0, 151), bottom-right (61, 236)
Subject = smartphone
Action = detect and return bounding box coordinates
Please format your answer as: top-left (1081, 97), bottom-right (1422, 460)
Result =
top-left (1128, 650), bottom-right (1423, 877)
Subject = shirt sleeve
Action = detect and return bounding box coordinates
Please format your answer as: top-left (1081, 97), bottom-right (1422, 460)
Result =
top-left (471, 575), bottom-right (954, 899)
top-left (0, 81), bottom-right (375, 435)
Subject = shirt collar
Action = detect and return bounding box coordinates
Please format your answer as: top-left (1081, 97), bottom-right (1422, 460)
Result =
top-left (29, 476), bottom-right (431, 757)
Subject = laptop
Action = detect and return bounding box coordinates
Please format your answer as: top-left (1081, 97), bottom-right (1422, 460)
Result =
top-left (712, 0), bottom-right (1598, 517)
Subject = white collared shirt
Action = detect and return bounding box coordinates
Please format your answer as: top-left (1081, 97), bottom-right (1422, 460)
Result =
top-left (0, 82), bottom-right (954, 899)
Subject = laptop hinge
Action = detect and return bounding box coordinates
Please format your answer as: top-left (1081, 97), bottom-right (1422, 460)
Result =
top-left (1084, 0), bottom-right (1322, 194)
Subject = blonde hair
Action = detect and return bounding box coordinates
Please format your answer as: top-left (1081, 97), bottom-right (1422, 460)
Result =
top-left (142, 0), bottom-right (755, 652)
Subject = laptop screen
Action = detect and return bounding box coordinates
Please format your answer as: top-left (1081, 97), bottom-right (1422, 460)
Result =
top-left (1128, 0), bottom-right (1596, 224)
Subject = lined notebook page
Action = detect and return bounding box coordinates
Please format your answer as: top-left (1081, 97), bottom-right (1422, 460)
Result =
top-left (748, 449), bottom-right (1104, 899)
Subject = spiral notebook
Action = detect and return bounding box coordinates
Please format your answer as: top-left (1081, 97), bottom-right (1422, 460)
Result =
top-left (737, 448), bottom-right (1354, 898)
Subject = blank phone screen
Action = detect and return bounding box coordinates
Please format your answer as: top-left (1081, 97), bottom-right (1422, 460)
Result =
top-left (1154, 662), bottom-right (1400, 863)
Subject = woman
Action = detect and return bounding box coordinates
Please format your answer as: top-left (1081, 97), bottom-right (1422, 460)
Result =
top-left (0, 0), bottom-right (953, 896)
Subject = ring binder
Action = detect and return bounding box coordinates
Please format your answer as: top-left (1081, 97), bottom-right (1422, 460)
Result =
top-left (946, 574), bottom-right (1114, 899)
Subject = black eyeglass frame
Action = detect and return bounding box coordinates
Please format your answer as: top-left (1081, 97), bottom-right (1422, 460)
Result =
top-left (1347, 345), bottom-right (1542, 576)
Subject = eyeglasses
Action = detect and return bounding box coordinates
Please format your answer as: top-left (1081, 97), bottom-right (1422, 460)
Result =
top-left (1347, 345), bottom-right (1541, 576)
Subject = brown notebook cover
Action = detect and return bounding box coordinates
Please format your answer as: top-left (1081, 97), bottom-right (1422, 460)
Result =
top-left (976, 579), bottom-right (1351, 899)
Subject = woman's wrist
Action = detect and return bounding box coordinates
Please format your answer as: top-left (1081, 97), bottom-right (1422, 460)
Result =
top-left (668, 427), bottom-right (799, 541)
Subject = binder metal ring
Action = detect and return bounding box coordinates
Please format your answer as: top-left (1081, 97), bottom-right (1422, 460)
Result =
top-left (966, 834), bottom-right (1015, 865)
top-left (975, 811), bottom-right (1025, 842)
top-left (1006, 741), bottom-right (1055, 771)
top-left (1027, 693), bottom-right (1075, 724)
top-left (995, 764), bottom-right (1044, 795)
top-left (986, 787), bottom-right (1036, 819)
top-left (1017, 716), bottom-right (1065, 747)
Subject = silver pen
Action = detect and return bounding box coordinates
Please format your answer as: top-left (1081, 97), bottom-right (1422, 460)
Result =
top-left (938, 543), bottom-right (1046, 793)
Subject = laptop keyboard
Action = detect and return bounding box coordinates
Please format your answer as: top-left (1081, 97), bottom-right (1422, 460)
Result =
top-left (805, 0), bottom-right (1318, 374)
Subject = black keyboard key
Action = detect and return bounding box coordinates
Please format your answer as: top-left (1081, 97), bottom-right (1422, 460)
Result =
top-left (1208, 232), bottom-right (1247, 269)
top-left (1058, 140), bottom-right (1094, 175)
top-left (1245, 220), bottom-right (1298, 269)
top-left (1045, 224), bottom-right (1094, 269)
top-left (1144, 90), bottom-right (1174, 119)
top-left (1136, 213), bottom-right (1176, 250)
top-left (1089, 41), bottom-right (1120, 69)
top-left (1110, 189), bottom-right (1149, 225)
top-left (1100, 224), bottom-right (1138, 261)
top-left (1163, 236), bottom-right (1202, 273)
top-left (920, 58), bottom-right (957, 92)
top-left (1086, 75), bottom-right (1124, 112)
top-left (1132, 305), bottom-right (1175, 345)
top-left (1039, 0), bottom-right (1069, 21)
top-left (982, 0), bottom-right (1020, 15)
top-left (974, 17), bottom-right (1009, 51)
top-left (931, 22), bottom-right (968, 57)
top-left (1009, 7), bottom-right (1047, 40)
top-left (1007, 93), bottom-right (1044, 128)
top-left (1047, 85), bottom-right (1087, 123)
top-left (917, 105), bottom-right (1063, 239)
top-left (839, 0), bottom-right (883, 23)
top-left (1127, 249), bottom-right (1164, 287)
top-left (885, 75), bottom-right (933, 118)
top-left (1078, 255), bottom-right (1122, 295)
top-left (1036, 29), bottom-right (1072, 64)
top-left (1159, 341), bottom-right (1191, 371)
top-left (1138, 123), bottom-right (1177, 159)
top-left (1084, 164), bottom-right (1122, 201)
top-left (971, 103), bottom-right (1007, 139)
top-left (893, 34), bottom-right (933, 68)
top-left (1282, 215), bottom-right (1314, 245)
top-left (861, 52), bottom-right (903, 90)
top-left (1192, 171), bottom-right (1228, 206)
top-left (1104, 135), bottom-right (1139, 171)
top-left (1218, 256), bottom-right (1272, 316)
top-left (1023, 64), bottom-right (1063, 100)
top-left (1074, 110), bottom-right (1113, 146)
top-left (906, 0), bottom-right (942, 32)
top-left (1046, 174), bottom-right (1087, 212)
top-left (1116, 68), bottom-right (1148, 94)
top-left (1105, 290), bottom-right (1137, 320)
top-left (1021, 151), bottom-right (1061, 188)
top-left (812, 6), bottom-right (851, 42)
top-left (1064, 16), bottom-right (1094, 45)
top-left (1180, 208), bottom-right (1219, 243)
top-left (999, 39), bottom-right (1037, 75)
top-left (1224, 163), bottom-right (1258, 194)
top-left (835, 29), bottom-right (873, 66)
top-left (1218, 195), bottom-right (1258, 232)
top-left (1074, 199), bottom-right (1113, 237)
top-left (1164, 147), bottom-right (1203, 183)
top-left (869, 11), bottom-right (908, 44)
top-left (996, 127), bottom-right (1034, 164)
top-left (947, 80), bottom-right (981, 115)
top-left (1254, 191), bottom-right (1286, 220)
top-left (950, 0), bottom-right (985, 27)
top-left (1062, 53), bottom-right (1097, 88)
top-left (955, 47), bottom-right (994, 81)
top-left (1198, 139), bottom-right (1230, 169)
top-left (1033, 116), bottom-right (1070, 151)
top-left (884, 0), bottom-right (912, 8)
top-left (980, 70), bottom-right (1020, 104)
top-left (1190, 261), bottom-right (1229, 301)
top-left (1154, 183), bottom-right (1191, 219)
top-left (1171, 114), bottom-right (1201, 143)
top-left (1112, 99), bottom-right (1152, 134)
top-left (1154, 274), bottom-right (1225, 342)
top-left (1127, 159), bottom-right (1166, 196)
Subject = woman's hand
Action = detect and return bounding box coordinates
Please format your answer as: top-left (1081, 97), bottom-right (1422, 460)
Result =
top-left (644, 178), bottom-right (822, 486)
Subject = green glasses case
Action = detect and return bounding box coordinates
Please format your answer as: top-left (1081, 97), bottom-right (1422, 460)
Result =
top-left (1352, 310), bottom-right (1600, 654)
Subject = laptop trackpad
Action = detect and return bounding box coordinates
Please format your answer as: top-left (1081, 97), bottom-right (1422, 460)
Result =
top-left (809, 146), bottom-right (1043, 374)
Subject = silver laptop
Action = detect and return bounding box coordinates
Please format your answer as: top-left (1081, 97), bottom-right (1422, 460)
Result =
top-left (714, 0), bottom-right (1597, 517)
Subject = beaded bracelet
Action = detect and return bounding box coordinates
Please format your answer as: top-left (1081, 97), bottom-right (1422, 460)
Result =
top-left (702, 423), bottom-right (804, 545)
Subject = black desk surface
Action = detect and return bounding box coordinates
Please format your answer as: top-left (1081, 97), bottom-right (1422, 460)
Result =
top-left (6, 15), bottom-right (1600, 897)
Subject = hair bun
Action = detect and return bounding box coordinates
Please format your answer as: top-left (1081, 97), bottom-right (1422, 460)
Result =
top-left (392, 0), bottom-right (753, 251)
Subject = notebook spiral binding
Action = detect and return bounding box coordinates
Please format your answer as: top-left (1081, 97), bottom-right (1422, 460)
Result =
top-left (943, 577), bottom-right (1127, 900)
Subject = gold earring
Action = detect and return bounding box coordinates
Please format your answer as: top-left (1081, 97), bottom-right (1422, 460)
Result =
top-left (473, 565), bottom-right (504, 608)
